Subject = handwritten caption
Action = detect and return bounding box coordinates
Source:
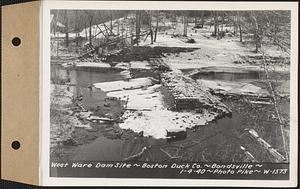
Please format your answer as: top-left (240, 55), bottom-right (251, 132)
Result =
top-left (51, 162), bottom-right (288, 177)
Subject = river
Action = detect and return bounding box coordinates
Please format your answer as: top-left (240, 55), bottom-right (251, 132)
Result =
top-left (50, 64), bottom-right (290, 176)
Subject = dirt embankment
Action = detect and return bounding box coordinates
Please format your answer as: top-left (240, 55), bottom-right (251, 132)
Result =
top-left (104, 46), bottom-right (199, 62)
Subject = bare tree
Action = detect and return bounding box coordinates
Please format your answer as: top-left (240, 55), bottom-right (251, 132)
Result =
top-left (200, 11), bottom-right (205, 27)
top-left (154, 11), bottom-right (160, 42)
top-left (236, 11), bottom-right (243, 42)
top-left (135, 10), bottom-right (142, 45)
top-left (212, 11), bottom-right (219, 37)
top-left (250, 11), bottom-right (261, 53)
top-left (64, 10), bottom-right (69, 47)
top-left (183, 15), bottom-right (188, 36)
top-left (74, 10), bottom-right (79, 46)
top-left (80, 10), bottom-right (96, 46)
top-left (172, 11), bottom-right (177, 28)
top-left (149, 11), bottom-right (153, 44)
top-left (110, 11), bottom-right (113, 31)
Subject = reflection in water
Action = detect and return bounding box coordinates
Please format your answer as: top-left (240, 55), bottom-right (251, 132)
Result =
top-left (194, 71), bottom-right (263, 81)
top-left (51, 65), bottom-right (127, 110)
top-left (72, 136), bottom-right (123, 161)
top-left (189, 69), bottom-right (289, 83)
top-left (51, 65), bottom-right (126, 87)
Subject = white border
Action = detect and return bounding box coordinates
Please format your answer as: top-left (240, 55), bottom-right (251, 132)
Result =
top-left (41, 1), bottom-right (298, 187)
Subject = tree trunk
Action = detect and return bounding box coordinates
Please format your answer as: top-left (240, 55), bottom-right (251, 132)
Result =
top-left (65, 10), bottom-right (69, 47)
top-left (75, 10), bottom-right (79, 46)
top-left (172, 13), bottom-right (177, 28)
top-left (255, 32), bottom-right (261, 53)
top-left (110, 12), bottom-right (113, 31)
top-left (235, 12), bottom-right (242, 42)
top-left (239, 25), bottom-right (243, 42)
top-left (150, 29), bottom-right (153, 44)
top-left (84, 23), bottom-right (88, 41)
top-left (213, 11), bottom-right (218, 37)
top-left (121, 22), bottom-right (124, 37)
top-left (154, 13), bottom-right (159, 42)
top-left (135, 11), bottom-right (141, 45)
top-left (56, 40), bottom-right (59, 57)
top-left (149, 11), bottom-right (153, 44)
top-left (221, 14), bottom-right (224, 32)
top-left (117, 20), bottom-right (120, 35)
top-left (252, 12), bottom-right (261, 53)
top-left (200, 11), bottom-right (204, 26)
top-left (261, 53), bottom-right (289, 162)
top-left (183, 16), bottom-right (188, 36)
top-left (89, 19), bottom-right (92, 46)
top-left (52, 11), bottom-right (58, 35)
top-left (233, 16), bottom-right (236, 35)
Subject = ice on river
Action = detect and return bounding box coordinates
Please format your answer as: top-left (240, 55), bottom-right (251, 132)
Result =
top-left (76, 62), bottom-right (111, 68)
top-left (107, 84), bottom-right (163, 111)
top-left (198, 79), bottom-right (269, 97)
top-left (93, 78), bottom-right (153, 92)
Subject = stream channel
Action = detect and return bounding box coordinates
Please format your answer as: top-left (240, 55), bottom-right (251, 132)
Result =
top-left (50, 63), bottom-right (290, 176)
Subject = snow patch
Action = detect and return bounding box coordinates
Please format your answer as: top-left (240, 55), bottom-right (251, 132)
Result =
top-left (93, 78), bottom-right (153, 92)
top-left (76, 62), bottom-right (111, 68)
top-left (130, 61), bottom-right (152, 70)
top-left (119, 109), bottom-right (217, 139)
top-left (108, 84), bottom-right (162, 110)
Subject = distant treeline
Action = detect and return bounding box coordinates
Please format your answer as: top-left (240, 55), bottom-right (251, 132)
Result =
top-left (50, 10), bottom-right (290, 53)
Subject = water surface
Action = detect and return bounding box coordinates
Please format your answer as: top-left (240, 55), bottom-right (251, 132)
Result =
top-left (50, 64), bottom-right (290, 173)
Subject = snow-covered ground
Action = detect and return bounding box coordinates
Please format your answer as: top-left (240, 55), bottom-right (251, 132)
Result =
top-left (120, 109), bottom-right (218, 139)
top-left (139, 23), bottom-right (289, 73)
top-left (130, 61), bottom-right (152, 70)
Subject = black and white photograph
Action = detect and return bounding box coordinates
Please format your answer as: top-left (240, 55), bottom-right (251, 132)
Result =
top-left (45, 2), bottom-right (296, 184)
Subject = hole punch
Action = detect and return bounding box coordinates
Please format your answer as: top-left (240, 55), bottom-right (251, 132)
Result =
top-left (11, 141), bottom-right (21, 150)
top-left (12, 37), bottom-right (21, 46)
